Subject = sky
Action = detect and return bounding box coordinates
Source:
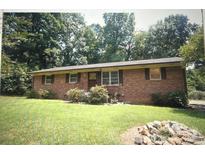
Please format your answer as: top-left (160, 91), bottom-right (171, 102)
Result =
top-left (80, 9), bottom-right (203, 31)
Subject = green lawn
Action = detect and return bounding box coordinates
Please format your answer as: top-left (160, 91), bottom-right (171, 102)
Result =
top-left (0, 96), bottom-right (205, 144)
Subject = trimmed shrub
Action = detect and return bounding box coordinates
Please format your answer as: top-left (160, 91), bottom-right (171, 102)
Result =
top-left (65, 88), bottom-right (87, 103)
top-left (110, 92), bottom-right (121, 104)
top-left (151, 93), bottom-right (165, 106)
top-left (88, 85), bottom-right (109, 104)
top-left (26, 89), bottom-right (39, 98)
top-left (38, 89), bottom-right (56, 99)
top-left (189, 91), bottom-right (205, 100)
top-left (152, 91), bottom-right (188, 108)
top-left (166, 91), bottom-right (188, 108)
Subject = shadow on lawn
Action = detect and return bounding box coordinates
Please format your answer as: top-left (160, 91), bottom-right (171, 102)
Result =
top-left (171, 107), bottom-right (205, 119)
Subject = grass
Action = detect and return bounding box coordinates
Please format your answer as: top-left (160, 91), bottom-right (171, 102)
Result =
top-left (0, 96), bottom-right (205, 144)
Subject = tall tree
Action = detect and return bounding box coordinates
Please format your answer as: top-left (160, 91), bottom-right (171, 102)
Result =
top-left (180, 28), bottom-right (205, 92)
top-left (2, 13), bottom-right (63, 70)
top-left (144, 14), bottom-right (199, 58)
top-left (60, 13), bottom-right (86, 66)
top-left (102, 13), bottom-right (135, 62)
top-left (180, 28), bottom-right (205, 68)
top-left (81, 25), bottom-right (103, 64)
top-left (131, 31), bottom-right (148, 60)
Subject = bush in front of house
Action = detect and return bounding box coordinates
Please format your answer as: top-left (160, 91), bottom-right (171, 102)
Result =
top-left (38, 89), bottom-right (56, 99)
top-left (151, 93), bottom-right (166, 106)
top-left (65, 88), bottom-right (87, 103)
top-left (152, 91), bottom-right (188, 108)
top-left (88, 85), bottom-right (109, 104)
top-left (166, 91), bottom-right (188, 108)
top-left (189, 90), bottom-right (205, 100)
top-left (26, 89), bottom-right (39, 98)
top-left (109, 92), bottom-right (121, 104)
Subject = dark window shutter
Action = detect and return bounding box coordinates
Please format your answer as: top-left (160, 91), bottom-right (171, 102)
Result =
top-left (96, 71), bottom-right (101, 85)
top-left (119, 70), bottom-right (123, 85)
top-left (78, 73), bottom-right (81, 83)
top-left (161, 67), bottom-right (166, 80)
top-left (51, 75), bottom-right (55, 83)
top-left (42, 75), bottom-right (45, 84)
top-left (65, 73), bottom-right (69, 83)
top-left (145, 68), bottom-right (150, 80)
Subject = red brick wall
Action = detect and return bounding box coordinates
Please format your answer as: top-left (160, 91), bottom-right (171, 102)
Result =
top-left (33, 67), bottom-right (185, 104)
top-left (105, 67), bottom-right (185, 104)
top-left (33, 72), bottom-right (88, 99)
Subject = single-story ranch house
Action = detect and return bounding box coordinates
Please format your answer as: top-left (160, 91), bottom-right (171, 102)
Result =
top-left (30, 57), bottom-right (187, 104)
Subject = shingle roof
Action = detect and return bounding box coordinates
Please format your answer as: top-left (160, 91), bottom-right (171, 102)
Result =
top-left (30, 57), bottom-right (183, 74)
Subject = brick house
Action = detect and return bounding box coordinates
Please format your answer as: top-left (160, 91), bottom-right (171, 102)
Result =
top-left (30, 57), bottom-right (187, 104)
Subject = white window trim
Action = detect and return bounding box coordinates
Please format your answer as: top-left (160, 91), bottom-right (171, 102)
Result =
top-left (45, 75), bottom-right (52, 85)
top-left (69, 73), bottom-right (78, 83)
top-left (101, 71), bottom-right (119, 86)
top-left (149, 68), bottom-right (162, 80)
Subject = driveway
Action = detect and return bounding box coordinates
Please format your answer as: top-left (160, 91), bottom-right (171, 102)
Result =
top-left (189, 100), bottom-right (205, 111)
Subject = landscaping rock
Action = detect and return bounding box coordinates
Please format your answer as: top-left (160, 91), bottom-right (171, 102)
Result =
top-left (167, 127), bottom-right (176, 136)
top-left (152, 121), bottom-right (161, 129)
top-left (143, 135), bottom-right (153, 145)
top-left (135, 135), bottom-right (143, 145)
top-left (171, 123), bottom-right (181, 132)
top-left (130, 121), bottom-right (205, 145)
top-left (163, 141), bottom-right (172, 145)
top-left (155, 141), bottom-right (164, 145)
top-left (141, 128), bottom-right (150, 136)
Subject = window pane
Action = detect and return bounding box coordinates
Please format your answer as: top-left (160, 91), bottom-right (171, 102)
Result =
top-left (102, 72), bottom-right (109, 85)
top-left (111, 71), bottom-right (119, 84)
top-left (70, 74), bottom-right (77, 83)
top-left (45, 75), bottom-right (52, 84)
top-left (150, 68), bottom-right (161, 80)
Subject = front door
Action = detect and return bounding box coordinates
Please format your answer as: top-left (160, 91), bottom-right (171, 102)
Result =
top-left (88, 72), bottom-right (100, 89)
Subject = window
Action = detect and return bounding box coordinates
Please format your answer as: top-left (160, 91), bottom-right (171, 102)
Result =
top-left (69, 73), bottom-right (78, 83)
top-left (102, 72), bottom-right (109, 85)
top-left (150, 68), bottom-right (161, 80)
top-left (102, 71), bottom-right (119, 85)
top-left (45, 75), bottom-right (53, 85)
top-left (111, 71), bottom-right (119, 84)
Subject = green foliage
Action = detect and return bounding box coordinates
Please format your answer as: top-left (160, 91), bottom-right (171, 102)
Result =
top-left (38, 89), bottom-right (56, 99)
top-left (189, 91), bottom-right (205, 100)
top-left (186, 68), bottom-right (205, 92)
top-left (166, 91), bottom-right (188, 107)
top-left (180, 28), bottom-right (205, 93)
top-left (143, 15), bottom-right (198, 59)
top-left (180, 28), bottom-right (204, 68)
top-left (65, 88), bottom-right (87, 103)
top-left (26, 90), bottom-right (39, 98)
top-left (152, 91), bottom-right (188, 108)
top-left (1, 54), bottom-right (31, 95)
top-left (102, 13), bottom-right (135, 62)
top-left (131, 31), bottom-right (148, 60)
top-left (88, 85), bottom-right (109, 104)
top-left (151, 93), bottom-right (165, 106)
top-left (3, 13), bottom-right (63, 70)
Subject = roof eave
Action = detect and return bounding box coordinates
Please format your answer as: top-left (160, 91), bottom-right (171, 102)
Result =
top-left (30, 61), bottom-right (184, 76)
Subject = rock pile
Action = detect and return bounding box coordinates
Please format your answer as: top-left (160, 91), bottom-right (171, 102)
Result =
top-left (133, 121), bottom-right (205, 145)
